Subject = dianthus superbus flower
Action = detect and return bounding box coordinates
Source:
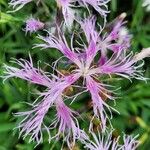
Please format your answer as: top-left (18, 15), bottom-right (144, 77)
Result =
top-left (25, 17), bottom-right (44, 34)
top-left (4, 0), bottom-right (147, 148)
top-left (35, 16), bottom-right (145, 132)
top-left (3, 13), bottom-right (146, 147)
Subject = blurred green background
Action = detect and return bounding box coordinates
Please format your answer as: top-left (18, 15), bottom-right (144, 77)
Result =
top-left (0, 0), bottom-right (150, 149)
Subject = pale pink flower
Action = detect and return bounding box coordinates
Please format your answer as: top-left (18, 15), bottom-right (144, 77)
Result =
top-left (105, 17), bottom-right (131, 52)
top-left (35, 29), bottom-right (113, 131)
top-left (35, 17), bottom-right (145, 131)
top-left (8, 0), bottom-right (110, 27)
top-left (97, 14), bottom-right (132, 65)
top-left (25, 17), bottom-right (44, 34)
top-left (3, 15), bottom-right (145, 148)
top-left (79, 16), bottom-right (132, 65)
top-left (3, 0), bottom-right (147, 146)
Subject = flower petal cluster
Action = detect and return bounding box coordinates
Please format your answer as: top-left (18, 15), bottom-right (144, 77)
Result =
top-left (4, 0), bottom-right (147, 149)
top-left (81, 130), bottom-right (139, 150)
top-left (8, 0), bottom-right (110, 27)
top-left (25, 17), bottom-right (44, 34)
top-left (56, 0), bottom-right (76, 27)
top-left (3, 14), bottom-right (144, 147)
top-left (3, 56), bottom-right (84, 147)
top-left (56, 0), bottom-right (110, 26)
top-left (78, 0), bottom-right (110, 17)
top-left (35, 16), bottom-right (144, 131)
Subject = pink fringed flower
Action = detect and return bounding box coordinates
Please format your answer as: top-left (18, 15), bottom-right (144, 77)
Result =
top-left (25, 17), bottom-right (44, 34)
top-left (107, 16), bottom-right (131, 52)
top-left (79, 15), bottom-right (132, 65)
top-left (3, 12), bottom-right (145, 149)
top-left (8, 0), bottom-right (32, 12)
top-left (35, 16), bottom-right (145, 132)
top-left (3, 0), bottom-right (147, 148)
top-left (8, 0), bottom-right (110, 27)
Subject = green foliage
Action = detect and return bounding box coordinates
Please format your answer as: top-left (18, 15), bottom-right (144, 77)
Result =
top-left (0, 0), bottom-right (150, 149)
